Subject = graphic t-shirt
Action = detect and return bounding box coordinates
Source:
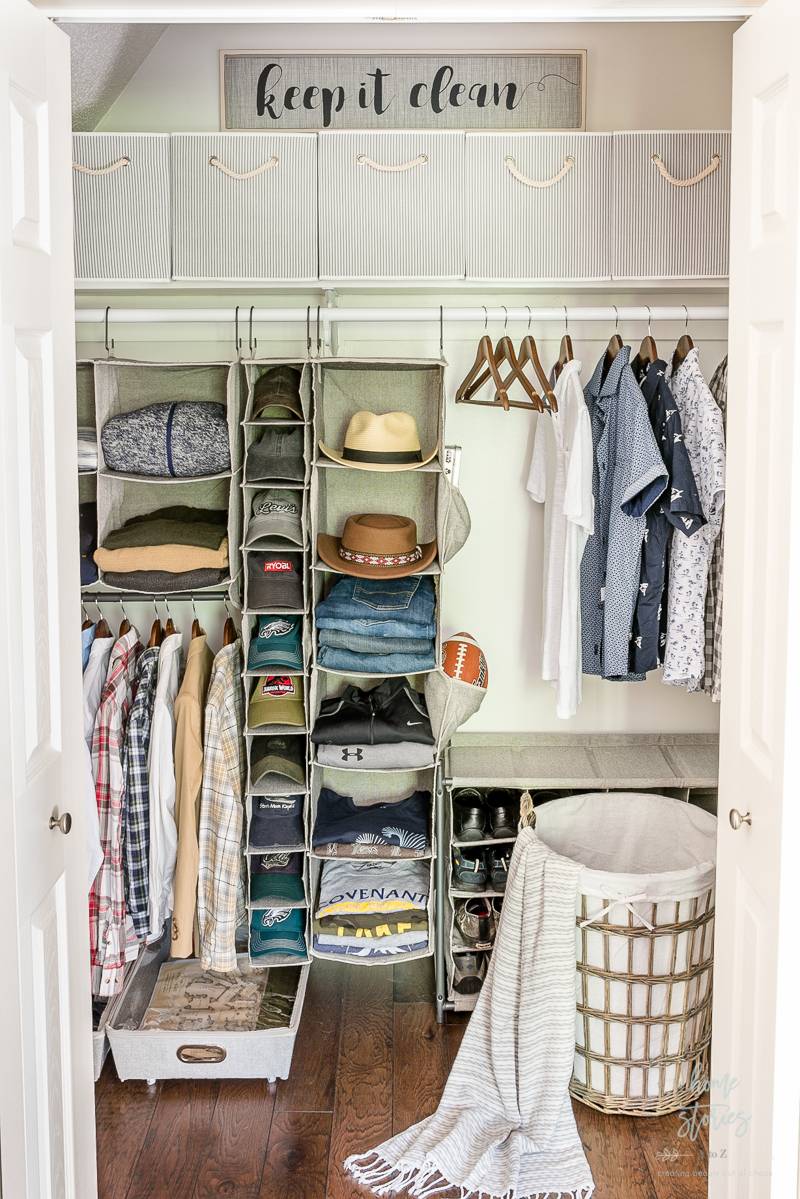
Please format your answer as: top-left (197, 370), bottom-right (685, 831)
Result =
top-left (312, 788), bottom-right (430, 857)
top-left (316, 859), bottom-right (429, 918)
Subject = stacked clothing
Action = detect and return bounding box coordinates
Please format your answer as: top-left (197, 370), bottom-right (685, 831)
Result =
top-left (315, 575), bottom-right (436, 674)
top-left (94, 505), bottom-right (229, 592)
top-left (80, 502), bottom-right (98, 585)
top-left (313, 858), bottom-right (430, 959)
top-left (312, 678), bottom-right (434, 769)
top-left (78, 426), bottom-right (98, 471)
top-left (312, 788), bottom-right (431, 858)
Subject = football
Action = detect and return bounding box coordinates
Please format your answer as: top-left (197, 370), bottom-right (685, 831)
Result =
top-left (441, 632), bottom-right (489, 688)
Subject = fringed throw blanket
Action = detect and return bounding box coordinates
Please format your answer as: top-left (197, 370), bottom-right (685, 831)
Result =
top-left (345, 828), bottom-right (595, 1199)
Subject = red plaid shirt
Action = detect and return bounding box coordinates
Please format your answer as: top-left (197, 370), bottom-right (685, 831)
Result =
top-left (89, 629), bottom-right (142, 997)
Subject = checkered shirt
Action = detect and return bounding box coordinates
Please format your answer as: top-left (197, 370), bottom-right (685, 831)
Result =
top-left (121, 646), bottom-right (159, 940)
top-left (197, 642), bottom-right (246, 972)
top-left (89, 628), bottom-right (142, 997)
top-left (703, 356), bottom-right (727, 701)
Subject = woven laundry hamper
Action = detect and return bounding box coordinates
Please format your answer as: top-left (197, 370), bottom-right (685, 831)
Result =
top-left (533, 791), bottom-right (716, 1116)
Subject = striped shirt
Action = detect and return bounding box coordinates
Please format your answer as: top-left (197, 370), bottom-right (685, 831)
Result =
top-left (197, 642), bottom-right (246, 972)
top-left (90, 628), bottom-right (142, 997)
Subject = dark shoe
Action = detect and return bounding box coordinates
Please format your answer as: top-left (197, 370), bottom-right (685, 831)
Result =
top-left (454, 898), bottom-right (495, 949)
top-left (486, 788), bottom-right (517, 839)
top-left (452, 952), bottom-right (486, 995)
top-left (453, 788), bottom-right (486, 842)
top-left (452, 847), bottom-right (486, 892)
top-left (489, 850), bottom-right (511, 892)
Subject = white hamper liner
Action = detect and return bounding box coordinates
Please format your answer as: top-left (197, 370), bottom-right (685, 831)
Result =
top-left (534, 791), bottom-right (716, 1116)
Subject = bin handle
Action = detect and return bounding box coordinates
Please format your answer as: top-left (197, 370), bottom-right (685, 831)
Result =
top-left (356, 152), bottom-right (428, 173)
top-left (209, 155), bottom-right (279, 180)
top-left (651, 151), bottom-right (721, 188)
top-left (579, 893), bottom-right (655, 931)
top-left (72, 156), bottom-right (130, 176)
top-left (504, 154), bottom-right (575, 189)
top-left (176, 1044), bottom-right (227, 1064)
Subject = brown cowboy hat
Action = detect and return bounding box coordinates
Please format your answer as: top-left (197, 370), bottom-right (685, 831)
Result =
top-left (318, 514), bottom-right (437, 579)
top-left (319, 411), bottom-right (438, 472)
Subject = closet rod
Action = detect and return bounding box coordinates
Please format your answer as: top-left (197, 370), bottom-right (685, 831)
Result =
top-left (81, 591), bottom-right (234, 602)
top-left (76, 305), bottom-right (728, 326)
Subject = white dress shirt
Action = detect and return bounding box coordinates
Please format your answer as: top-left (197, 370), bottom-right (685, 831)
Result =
top-left (147, 632), bottom-right (183, 940)
top-left (81, 634), bottom-right (114, 889)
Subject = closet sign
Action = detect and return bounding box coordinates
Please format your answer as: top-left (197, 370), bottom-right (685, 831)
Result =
top-left (221, 52), bottom-right (586, 131)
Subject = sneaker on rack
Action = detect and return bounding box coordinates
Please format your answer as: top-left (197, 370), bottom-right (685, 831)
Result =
top-left (454, 898), bottom-right (496, 949)
top-left (452, 952), bottom-right (487, 995)
top-left (489, 850), bottom-right (511, 892)
top-left (453, 788), bottom-right (487, 841)
top-left (485, 788), bottom-right (518, 839)
top-left (452, 847), bottom-right (487, 892)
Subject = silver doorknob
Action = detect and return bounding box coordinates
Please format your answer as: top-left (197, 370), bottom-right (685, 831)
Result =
top-left (49, 811), bottom-right (72, 835)
top-left (729, 809), bottom-right (752, 831)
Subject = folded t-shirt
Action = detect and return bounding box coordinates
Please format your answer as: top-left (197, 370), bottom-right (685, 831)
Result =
top-left (101, 506), bottom-right (228, 551)
top-left (94, 538), bottom-right (229, 574)
top-left (316, 858), bottom-right (429, 919)
top-left (100, 567), bottom-right (227, 593)
top-left (312, 935), bottom-right (428, 959)
top-left (314, 911), bottom-right (428, 936)
top-left (312, 788), bottom-right (430, 856)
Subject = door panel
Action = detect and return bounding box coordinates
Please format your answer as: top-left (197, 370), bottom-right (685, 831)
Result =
top-left (0, 3), bottom-right (97, 1197)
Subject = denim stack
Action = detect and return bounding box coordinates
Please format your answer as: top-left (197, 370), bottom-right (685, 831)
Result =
top-left (315, 575), bottom-right (436, 674)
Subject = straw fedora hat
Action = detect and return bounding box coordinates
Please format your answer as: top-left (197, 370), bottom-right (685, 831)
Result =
top-left (318, 514), bottom-right (437, 579)
top-left (319, 410), bottom-right (438, 472)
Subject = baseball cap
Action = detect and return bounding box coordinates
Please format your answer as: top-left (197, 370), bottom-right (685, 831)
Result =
top-left (250, 735), bottom-right (306, 792)
top-left (252, 365), bottom-right (303, 420)
top-left (249, 907), bottom-right (307, 959)
top-left (246, 427), bottom-right (305, 484)
top-left (249, 794), bottom-right (305, 848)
top-left (248, 675), bottom-right (305, 729)
top-left (247, 616), bottom-right (304, 672)
top-left (246, 552), bottom-right (304, 611)
top-left (246, 489), bottom-right (303, 549)
top-left (249, 851), bottom-right (305, 903)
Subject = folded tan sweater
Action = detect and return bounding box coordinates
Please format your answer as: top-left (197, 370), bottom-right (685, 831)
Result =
top-left (94, 538), bottom-right (229, 574)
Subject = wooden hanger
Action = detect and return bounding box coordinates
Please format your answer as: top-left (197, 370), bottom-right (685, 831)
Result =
top-left (190, 597), bottom-right (204, 640)
top-left (148, 600), bottom-right (164, 648)
top-left (223, 600), bottom-right (237, 647)
top-left (517, 333), bottom-right (558, 413)
top-left (94, 602), bottom-right (111, 640)
top-left (456, 334), bottom-right (511, 411)
top-left (163, 596), bottom-right (177, 637)
top-left (457, 310), bottom-right (543, 413)
top-left (638, 306), bottom-right (659, 366)
top-left (553, 307), bottom-right (574, 382)
top-left (672, 305), bottom-right (694, 372)
top-left (81, 603), bottom-right (93, 632)
top-left (117, 600), bottom-right (131, 638)
top-left (600, 306), bottom-right (624, 386)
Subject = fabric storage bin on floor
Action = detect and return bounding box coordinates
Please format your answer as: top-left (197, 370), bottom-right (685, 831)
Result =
top-left (465, 133), bottom-right (611, 281)
top-left (72, 134), bottom-right (171, 283)
top-left (171, 134), bottom-right (317, 282)
top-left (612, 131), bottom-right (731, 278)
top-left (106, 936), bottom-right (309, 1081)
top-left (533, 791), bottom-right (716, 1116)
top-left (319, 132), bottom-right (464, 280)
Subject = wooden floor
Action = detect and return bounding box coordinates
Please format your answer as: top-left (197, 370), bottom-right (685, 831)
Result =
top-left (95, 958), bottom-right (709, 1199)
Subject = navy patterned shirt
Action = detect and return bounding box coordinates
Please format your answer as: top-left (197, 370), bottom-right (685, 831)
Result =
top-left (121, 645), bottom-right (160, 940)
top-left (580, 346), bottom-right (668, 679)
top-left (629, 356), bottom-right (706, 675)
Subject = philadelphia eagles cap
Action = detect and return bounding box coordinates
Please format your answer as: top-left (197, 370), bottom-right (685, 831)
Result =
top-left (247, 615), bottom-right (304, 673)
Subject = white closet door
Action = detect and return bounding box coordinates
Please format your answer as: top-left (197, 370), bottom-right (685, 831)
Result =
top-left (0, 3), bottom-right (96, 1197)
top-left (711, 0), bottom-right (800, 1195)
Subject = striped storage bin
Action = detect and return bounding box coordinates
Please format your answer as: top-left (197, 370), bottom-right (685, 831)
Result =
top-left (319, 131), bottom-right (464, 281)
top-left (465, 133), bottom-right (612, 281)
top-left (612, 131), bottom-right (731, 279)
top-left (171, 134), bottom-right (317, 282)
top-left (72, 134), bottom-right (171, 283)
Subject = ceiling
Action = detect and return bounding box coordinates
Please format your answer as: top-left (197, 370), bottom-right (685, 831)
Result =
top-left (62, 22), bottom-right (167, 129)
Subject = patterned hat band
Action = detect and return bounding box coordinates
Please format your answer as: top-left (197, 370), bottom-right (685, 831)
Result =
top-left (339, 545), bottom-right (423, 568)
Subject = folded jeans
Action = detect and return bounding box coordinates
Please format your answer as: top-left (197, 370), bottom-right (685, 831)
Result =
top-left (317, 627), bottom-right (433, 655)
top-left (317, 644), bottom-right (436, 675)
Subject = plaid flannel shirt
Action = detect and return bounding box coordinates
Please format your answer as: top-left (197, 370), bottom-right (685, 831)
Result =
top-left (121, 646), bottom-right (160, 940)
top-left (197, 642), bottom-right (246, 972)
top-left (89, 628), bottom-right (142, 997)
top-left (703, 357), bottom-right (727, 702)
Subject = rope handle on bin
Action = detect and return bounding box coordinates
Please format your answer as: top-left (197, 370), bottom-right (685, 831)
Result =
top-left (356, 152), bottom-right (428, 173)
top-left (72, 156), bottom-right (130, 176)
top-left (208, 155), bottom-right (279, 180)
top-left (651, 151), bottom-right (721, 188)
top-left (504, 154), bottom-right (575, 189)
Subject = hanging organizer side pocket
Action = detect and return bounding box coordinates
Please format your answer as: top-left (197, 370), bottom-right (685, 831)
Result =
top-left (72, 133), bottom-right (171, 283)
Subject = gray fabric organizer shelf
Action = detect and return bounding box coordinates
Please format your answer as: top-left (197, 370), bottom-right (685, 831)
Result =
top-left (435, 732), bottom-right (720, 1020)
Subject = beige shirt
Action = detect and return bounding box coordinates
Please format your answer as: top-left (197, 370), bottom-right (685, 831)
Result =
top-left (170, 634), bottom-right (214, 958)
top-left (94, 538), bottom-right (228, 574)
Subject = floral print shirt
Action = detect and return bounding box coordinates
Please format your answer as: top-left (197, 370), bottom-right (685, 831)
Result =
top-left (663, 348), bottom-right (726, 689)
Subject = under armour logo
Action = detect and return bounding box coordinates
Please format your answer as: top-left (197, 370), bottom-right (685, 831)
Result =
top-left (341, 747), bottom-right (364, 762)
